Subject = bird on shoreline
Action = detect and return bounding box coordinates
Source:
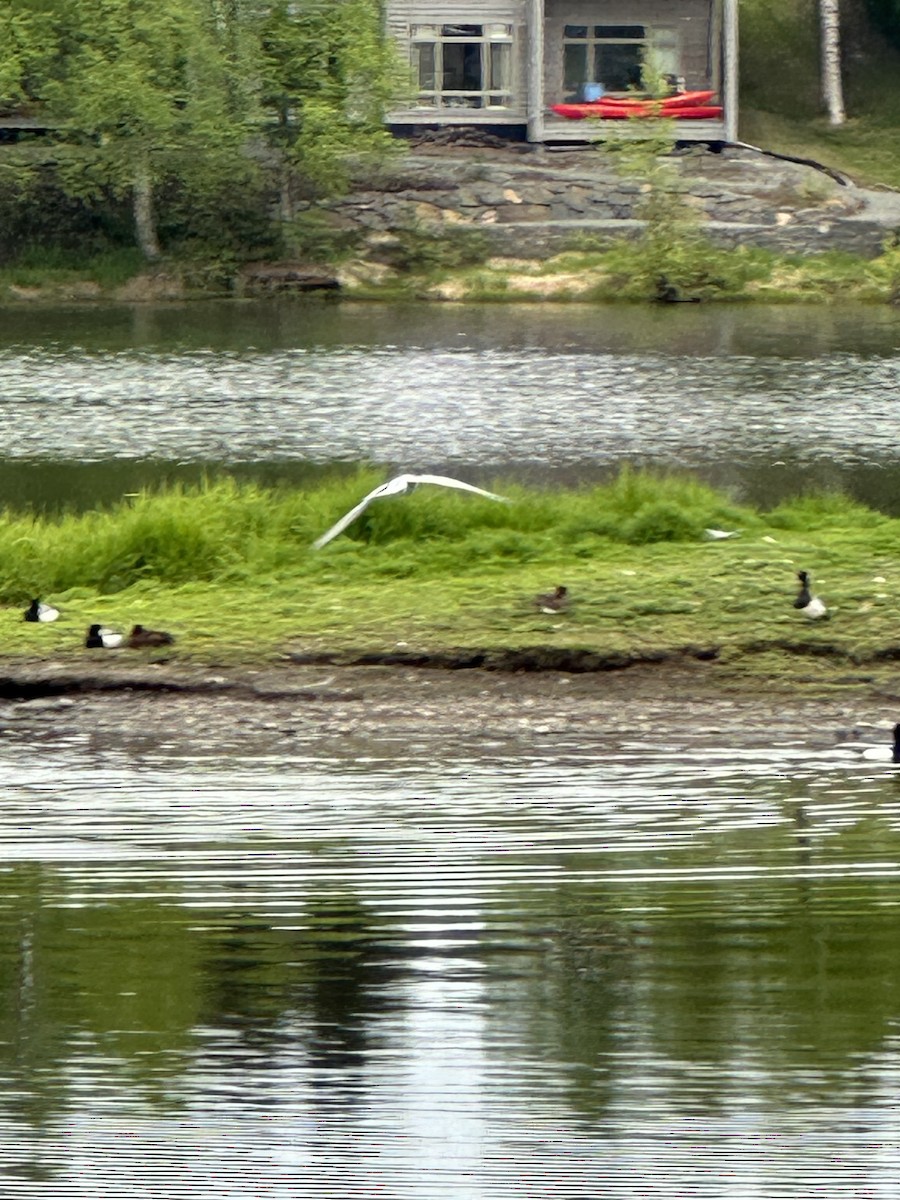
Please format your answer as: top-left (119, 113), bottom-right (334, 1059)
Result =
top-left (793, 570), bottom-right (828, 619)
top-left (24, 598), bottom-right (59, 623)
top-left (533, 585), bottom-right (570, 613)
top-left (655, 275), bottom-right (701, 304)
top-left (85, 624), bottom-right (123, 648)
top-left (312, 473), bottom-right (510, 549)
top-left (125, 624), bottom-right (175, 648)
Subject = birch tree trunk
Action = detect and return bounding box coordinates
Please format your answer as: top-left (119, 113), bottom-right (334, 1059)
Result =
top-left (133, 161), bottom-right (162, 261)
top-left (820, 0), bottom-right (846, 126)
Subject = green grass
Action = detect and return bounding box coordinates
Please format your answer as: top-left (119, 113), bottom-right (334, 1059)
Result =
top-left (0, 246), bottom-right (147, 291)
top-left (739, 1), bottom-right (900, 188)
top-left (373, 241), bottom-right (900, 305)
top-left (740, 107), bottom-right (900, 191)
top-left (3, 471), bottom-right (900, 681)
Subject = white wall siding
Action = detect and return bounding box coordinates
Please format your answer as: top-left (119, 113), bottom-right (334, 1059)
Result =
top-left (387, 1), bottom-right (528, 19)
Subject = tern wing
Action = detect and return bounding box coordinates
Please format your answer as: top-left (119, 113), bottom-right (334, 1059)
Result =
top-left (409, 474), bottom-right (510, 503)
top-left (312, 482), bottom-right (392, 550)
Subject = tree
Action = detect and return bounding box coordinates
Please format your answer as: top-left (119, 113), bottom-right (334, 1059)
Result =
top-left (865, 0), bottom-right (900, 46)
top-left (820, 0), bottom-right (847, 125)
top-left (0, 0), bottom-right (402, 261)
top-left (41, 0), bottom-right (259, 260)
top-left (0, 2), bottom-right (58, 113)
top-left (255, 0), bottom-right (401, 205)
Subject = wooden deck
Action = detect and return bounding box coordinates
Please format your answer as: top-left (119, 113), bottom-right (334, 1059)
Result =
top-left (541, 115), bottom-right (728, 142)
top-left (387, 110), bottom-right (729, 143)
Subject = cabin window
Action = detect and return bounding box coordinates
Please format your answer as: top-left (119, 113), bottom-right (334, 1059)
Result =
top-left (563, 24), bottom-right (646, 96)
top-left (411, 23), bottom-right (513, 109)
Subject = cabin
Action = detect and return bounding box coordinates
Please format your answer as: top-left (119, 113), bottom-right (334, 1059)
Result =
top-left (385, 0), bottom-right (738, 143)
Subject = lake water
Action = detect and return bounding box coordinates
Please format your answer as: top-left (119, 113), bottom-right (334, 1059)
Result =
top-left (2, 721), bottom-right (900, 1197)
top-left (3, 299), bottom-right (900, 1196)
top-left (1, 299), bottom-right (899, 511)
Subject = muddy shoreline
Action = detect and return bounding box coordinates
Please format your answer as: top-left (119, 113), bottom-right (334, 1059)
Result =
top-left (1, 656), bottom-right (898, 758)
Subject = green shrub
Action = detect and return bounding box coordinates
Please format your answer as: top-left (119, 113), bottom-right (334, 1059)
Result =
top-left (623, 501), bottom-right (702, 544)
top-left (383, 225), bottom-right (491, 273)
top-left (767, 491), bottom-right (888, 530)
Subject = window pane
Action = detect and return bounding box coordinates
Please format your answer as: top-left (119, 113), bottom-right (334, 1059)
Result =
top-left (564, 26), bottom-right (588, 39)
top-left (563, 43), bottom-right (588, 90)
top-left (651, 31), bottom-right (679, 75)
top-left (594, 25), bottom-right (644, 39)
top-left (443, 41), bottom-right (482, 90)
top-left (489, 43), bottom-right (510, 89)
top-left (411, 24), bottom-right (439, 38)
top-left (486, 23), bottom-right (512, 40)
top-left (414, 42), bottom-right (436, 89)
top-left (442, 24), bottom-right (481, 37)
top-left (595, 44), bottom-right (643, 90)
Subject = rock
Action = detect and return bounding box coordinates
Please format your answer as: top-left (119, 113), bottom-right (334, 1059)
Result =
top-left (234, 262), bottom-right (340, 297)
top-left (495, 203), bottom-right (553, 223)
top-left (291, 145), bottom-right (900, 266)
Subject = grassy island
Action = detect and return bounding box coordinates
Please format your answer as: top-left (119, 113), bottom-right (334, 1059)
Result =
top-left (4, 471), bottom-right (900, 689)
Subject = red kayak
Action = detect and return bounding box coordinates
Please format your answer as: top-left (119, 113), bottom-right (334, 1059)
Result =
top-left (597, 90), bottom-right (715, 109)
top-left (551, 102), bottom-right (723, 120)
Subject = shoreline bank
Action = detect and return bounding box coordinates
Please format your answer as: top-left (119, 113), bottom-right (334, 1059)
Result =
top-left (1, 655), bottom-right (898, 758)
top-left (4, 144), bottom-right (900, 306)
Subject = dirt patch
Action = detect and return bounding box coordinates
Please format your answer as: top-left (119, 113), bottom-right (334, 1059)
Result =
top-left (505, 271), bottom-right (599, 295)
top-left (0, 655), bottom-right (897, 758)
top-left (113, 272), bottom-right (186, 302)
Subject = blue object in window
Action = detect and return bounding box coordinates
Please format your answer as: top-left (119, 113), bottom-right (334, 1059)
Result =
top-left (582, 82), bottom-right (605, 101)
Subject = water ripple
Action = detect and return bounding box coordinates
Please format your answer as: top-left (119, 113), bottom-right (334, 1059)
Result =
top-left (2, 699), bottom-right (900, 1195)
top-left (1, 346), bottom-right (898, 470)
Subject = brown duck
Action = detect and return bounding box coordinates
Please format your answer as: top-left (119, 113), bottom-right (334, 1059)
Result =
top-left (125, 624), bottom-right (175, 648)
top-left (533, 585), bottom-right (570, 613)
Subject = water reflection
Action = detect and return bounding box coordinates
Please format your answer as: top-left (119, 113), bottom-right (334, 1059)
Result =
top-left (1, 733), bottom-right (900, 1193)
top-left (3, 299), bottom-right (899, 357)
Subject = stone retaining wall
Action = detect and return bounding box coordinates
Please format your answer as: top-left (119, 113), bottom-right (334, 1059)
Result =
top-left (299, 144), bottom-right (900, 261)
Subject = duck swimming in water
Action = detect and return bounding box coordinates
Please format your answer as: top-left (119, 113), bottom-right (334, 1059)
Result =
top-left (125, 624), bottom-right (175, 648)
top-left (793, 570), bottom-right (828, 619)
top-left (851, 723), bottom-right (900, 762)
top-left (85, 624), bottom-right (123, 648)
top-left (24, 598), bottom-right (59, 623)
top-left (533, 585), bottom-right (570, 613)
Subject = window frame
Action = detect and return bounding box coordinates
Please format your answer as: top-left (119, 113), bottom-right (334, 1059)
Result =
top-left (561, 24), bottom-right (680, 98)
top-left (410, 23), bottom-right (514, 111)
top-left (562, 24), bottom-right (646, 96)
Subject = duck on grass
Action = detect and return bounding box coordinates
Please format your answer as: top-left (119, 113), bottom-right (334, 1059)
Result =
top-left (86, 624), bottom-right (175, 649)
top-left (24, 599), bottom-right (59, 623)
top-left (794, 570), bottom-right (828, 619)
